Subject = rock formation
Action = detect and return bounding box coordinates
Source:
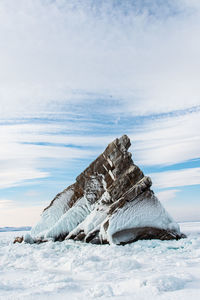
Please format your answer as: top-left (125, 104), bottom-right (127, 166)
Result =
top-left (19, 135), bottom-right (185, 245)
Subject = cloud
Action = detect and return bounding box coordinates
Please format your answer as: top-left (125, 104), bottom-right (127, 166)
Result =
top-left (0, 107), bottom-right (199, 189)
top-left (0, 0), bottom-right (200, 119)
top-left (156, 189), bottom-right (180, 202)
top-left (0, 165), bottom-right (49, 189)
top-left (0, 139), bottom-right (97, 189)
top-left (0, 122), bottom-right (113, 147)
top-left (131, 109), bottom-right (200, 166)
top-left (150, 167), bottom-right (200, 189)
top-left (0, 121), bottom-right (108, 189)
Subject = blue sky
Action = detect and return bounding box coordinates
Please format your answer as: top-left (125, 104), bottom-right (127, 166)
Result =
top-left (0, 0), bottom-right (200, 226)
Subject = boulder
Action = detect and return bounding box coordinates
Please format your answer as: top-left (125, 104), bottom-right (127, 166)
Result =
top-left (25, 135), bottom-right (185, 245)
top-left (13, 236), bottom-right (24, 243)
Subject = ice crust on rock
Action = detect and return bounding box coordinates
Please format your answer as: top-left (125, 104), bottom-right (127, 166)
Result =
top-left (31, 188), bottom-right (74, 237)
top-left (27, 135), bottom-right (185, 245)
top-left (45, 196), bottom-right (91, 240)
top-left (104, 194), bottom-right (180, 244)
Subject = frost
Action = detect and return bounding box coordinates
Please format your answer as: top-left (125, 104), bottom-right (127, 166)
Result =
top-left (107, 157), bottom-right (113, 167)
top-left (31, 188), bottom-right (74, 237)
top-left (24, 233), bottom-right (34, 244)
top-left (106, 194), bottom-right (180, 244)
top-left (109, 170), bottom-right (115, 181)
top-left (45, 197), bottom-right (91, 239)
top-left (103, 164), bottom-right (108, 172)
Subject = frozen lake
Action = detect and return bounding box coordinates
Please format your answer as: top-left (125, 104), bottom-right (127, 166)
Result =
top-left (0, 222), bottom-right (200, 300)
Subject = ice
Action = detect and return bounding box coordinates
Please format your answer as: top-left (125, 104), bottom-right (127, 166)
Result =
top-left (107, 157), bottom-right (113, 167)
top-left (146, 275), bottom-right (190, 292)
top-left (31, 188), bottom-right (74, 237)
top-left (0, 222), bottom-right (200, 299)
top-left (67, 202), bottom-right (109, 240)
top-left (104, 194), bottom-right (180, 244)
top-left (30, 176), bottom-right (112, 242)
top-left (45, 197), bottom-right (91, 239)
top-left (24, 233), bottom-right (34, 244)
top-left (109, 169), bottom-right (115, 180)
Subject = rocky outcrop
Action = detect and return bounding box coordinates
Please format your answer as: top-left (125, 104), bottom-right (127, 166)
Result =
top-left (18, 135), bottom-right (185, 245)
top-left (13, 236), bottom-right (23, 244)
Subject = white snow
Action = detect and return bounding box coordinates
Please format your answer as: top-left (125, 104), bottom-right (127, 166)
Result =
top-left (105, 195), bottom-right (180, 244)
top-left (107, 157), bottom-right (113, 167)
top-left (1, 222), bottom-right (200, 300)
top-left (76, 204), bottom-right (108, 237)
top-left (67, 192), bottom-right (111, 239)
top-left (102, 164), bottom-right (108, 172)
top-left (109, 170), bottom-right (115, 181)
top-left (45, 197), bottom-right (91, 239)
top-left (31, 188), bottom-right (74, 237)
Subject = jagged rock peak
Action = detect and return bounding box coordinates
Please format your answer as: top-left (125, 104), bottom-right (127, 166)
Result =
top-left (17, 135), bottom-right (185, 245)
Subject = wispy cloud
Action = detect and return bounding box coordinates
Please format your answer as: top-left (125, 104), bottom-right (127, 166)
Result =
top-left (0, 167), bottom-right (49, 189)
top-left (132, 109), bottom-right (200, 166)
top-left (0, 0), bottom-right (200, 119)
top-left (150, 167), bottom-right (200, 189)
top-left (156, 189), bottom-right (180, 202)
top-left (0, 108), bottom-right (199, 188)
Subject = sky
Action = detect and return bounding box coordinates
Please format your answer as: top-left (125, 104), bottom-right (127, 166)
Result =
top-left (0, 0), bottom-right (200, 227)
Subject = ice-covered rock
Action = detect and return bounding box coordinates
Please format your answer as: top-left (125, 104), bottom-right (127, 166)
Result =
top-left (19, 135), bottom-right (186, 245)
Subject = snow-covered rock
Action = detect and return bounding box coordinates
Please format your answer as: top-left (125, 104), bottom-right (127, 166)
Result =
top-left (21, 135), bottom-right (185, 245)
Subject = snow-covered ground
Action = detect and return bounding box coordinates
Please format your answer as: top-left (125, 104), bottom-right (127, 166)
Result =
top-left (0, 222), bottom-right (200, 300)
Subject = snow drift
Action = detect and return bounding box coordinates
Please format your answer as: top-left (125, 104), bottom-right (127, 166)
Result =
top-left (19, 135), bottom-right (185, 245)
